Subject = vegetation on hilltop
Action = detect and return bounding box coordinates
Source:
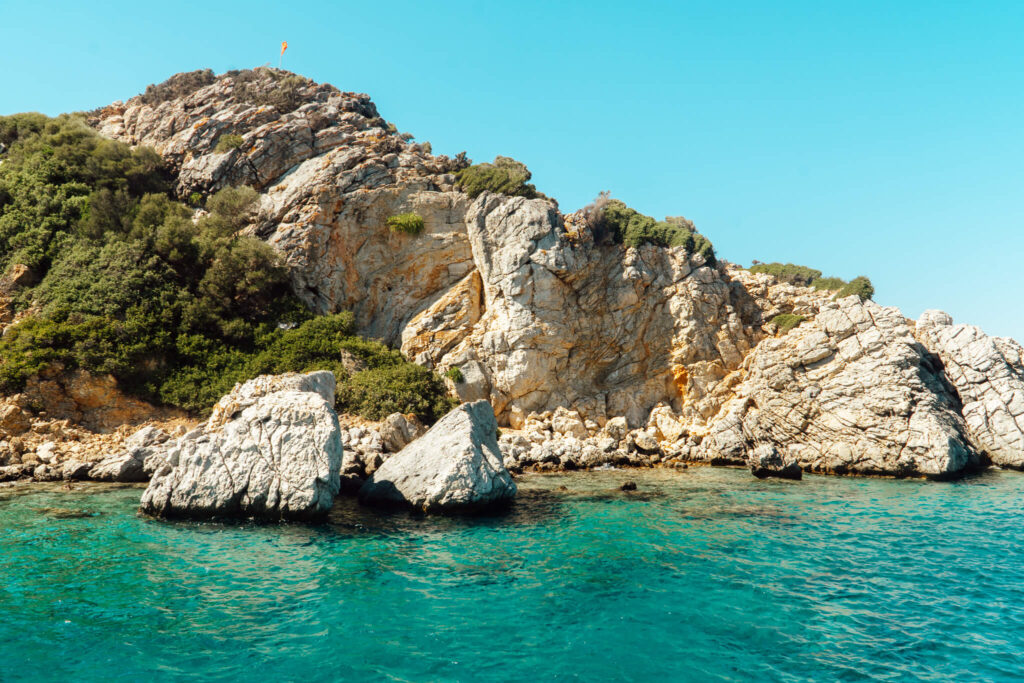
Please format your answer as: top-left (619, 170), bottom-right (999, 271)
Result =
top-left (749, 262), bottom-right (874, 300)
top-left (583, 193), bottom-right (716, 263)
top-left (455, 156), bottom-right (543, 200)
top-left (0, 114), bottom-right (453, 423)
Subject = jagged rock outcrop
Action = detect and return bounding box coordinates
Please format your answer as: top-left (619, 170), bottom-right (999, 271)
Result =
top-left (85, 69), bottom-right (1024, 481)
top-left (90, 69), bottom-right (770, 432)
top-left (916, 311), bottom-right (1024, 468)
top-left (140, 372), bottom-right (342, 520)
top-left (698, 297), bottom-right (977, 478)
top-left (359, 400), bottom-right (515, 511)
top-left (89, 425), bottom-right (171, 482)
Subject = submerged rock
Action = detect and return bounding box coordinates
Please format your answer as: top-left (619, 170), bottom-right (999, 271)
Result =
top-left (749, 444), bottom-right (802, 480)
top-left (140, 372), bottom-right (343, 521)
top-left (359, 400), bottom-right (516, 512)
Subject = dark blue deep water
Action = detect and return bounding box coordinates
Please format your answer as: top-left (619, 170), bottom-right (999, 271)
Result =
top-left (2, 468), bottom-right (1024, 682)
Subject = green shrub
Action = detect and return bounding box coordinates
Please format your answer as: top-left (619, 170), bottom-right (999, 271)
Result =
top-left (590, 199), bottom-right (716, 263)
top-left (337, 364), bottom-right (455, 423)
top-left (0, 113), bottom-right (454, 424)
top-left (386, 212), bottom-right (425, 235)
top-left (444, 366), bottom-right (464, 383)
top-left (455, 156), bottom-right (541, 199)
top-left (810, 277), bottom-right (845, 291)
top-left (835, 276), bottom-right (874, 301)
top-left (749, 261), bottom-right (874, 301)
top-left (0, 114), bottom-right (170, 273)
top-left (215, 134), bottom-right (244, 153)
top-left (770, 313), bottom-right (806, 333)
top-left (749, 263), bottom-right (823, 287)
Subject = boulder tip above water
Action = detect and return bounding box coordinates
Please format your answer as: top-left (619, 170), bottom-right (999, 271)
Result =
top-left (139, 372), bottom-right (343, 521)
top-left (358, 400), bottom-right (516, 512)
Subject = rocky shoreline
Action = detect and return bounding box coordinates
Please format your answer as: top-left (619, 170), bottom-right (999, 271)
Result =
top-left (1, 68), bottom-right (1022, 492)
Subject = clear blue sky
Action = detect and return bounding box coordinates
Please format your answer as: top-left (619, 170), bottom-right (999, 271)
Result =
top-left (3, 0), bottom-right (1022, 341)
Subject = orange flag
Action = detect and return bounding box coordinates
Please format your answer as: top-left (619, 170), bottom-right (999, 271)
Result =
top-left (281, 41), bottom-right (288, 56)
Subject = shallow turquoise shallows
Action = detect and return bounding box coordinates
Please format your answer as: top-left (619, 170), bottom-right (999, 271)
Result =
top-left (3, 468), bottom-right (1024, 682)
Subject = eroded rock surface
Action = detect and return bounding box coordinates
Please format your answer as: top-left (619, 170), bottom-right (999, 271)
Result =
top-left (84, 69), bottom-right (1024, 481)
top-left (140, 372), bottom-right (342, 520)
top-left (698, 297), bottom-right (977, 478)
top-left (359, 400), bottom-right (515, 511)
top-left (917, 310), bottom-right (1024, 468)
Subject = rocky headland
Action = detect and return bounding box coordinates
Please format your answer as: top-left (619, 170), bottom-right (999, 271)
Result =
top-left (1, 67), bottom-right (1022, 504)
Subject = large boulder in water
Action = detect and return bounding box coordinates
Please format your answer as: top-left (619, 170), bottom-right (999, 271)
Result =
top-left (140, 372), bottom-right (343, 521)
top-left (359, 400), bottom-right (516, 512)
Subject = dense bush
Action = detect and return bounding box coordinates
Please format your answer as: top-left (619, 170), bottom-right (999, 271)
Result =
top-left (444, 366), bottom-right (464, 383)
top-left (386, 212), bottom-right (425, 235)
top-left (455, 156), bottom-right (542, 199)
top-left (810, 277), bottom-right (845, 291)
top-left (588, 198), bottom-right (716, 263)
top-left (0, 114), bottom-right (454, 424)
top-left (215, 134), bottom-right (244, 153)
top-left (835, 276), bottom-right (874, 301)
top-left (770, 313), bottom-right (806, 333)
top-left (0, 114), bottom-right (170, 273)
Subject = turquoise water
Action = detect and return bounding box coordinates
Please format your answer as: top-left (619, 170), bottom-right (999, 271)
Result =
top-left (2, 468), bottom-right (1024, 682)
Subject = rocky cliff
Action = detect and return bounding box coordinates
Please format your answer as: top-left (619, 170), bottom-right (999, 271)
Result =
top-left (78, 67), bottom-right (1023, 479)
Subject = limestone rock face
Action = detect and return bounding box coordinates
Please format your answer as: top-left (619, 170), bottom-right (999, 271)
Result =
top-left (90, 70), bottom-right (771, 435)
top-left (359, 400), bottom-right (515, 511)
top-left (140, 372), bottom-right (342, 520)
top-left (88, 70), bottom-right (1024, 481)
top-left (419, 194), bottom-right (769, 427)
top-left (916, 311), bottom-right (1024, 468)
top-left (699, 297), bottom-right (977, 478)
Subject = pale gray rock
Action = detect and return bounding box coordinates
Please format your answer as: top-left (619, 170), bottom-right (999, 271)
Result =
top-left (0, 464), bottom-right (30, 482)
top-left (207, 371), bottom-right (335, 428)
top-left (378, 412), bottom-right (426, 453)
top-left (916, 310), bottom-right (1024, 468)
top-left (448, 360), bottom-right (491, 404)
top-left (90, 426), bottom-right (173, 482)
top-left (61, 459), bottom-right (93, 481)
top-left (140, 374), bottom-right (342, 520)
top-left (359, 400), bottom-right (515, 511)
top-left (699, 297), bottom-right (977, 478)
top-left (33, 464), bottom-right (61, 482)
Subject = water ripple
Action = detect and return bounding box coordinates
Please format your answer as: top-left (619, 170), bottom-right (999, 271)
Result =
top-left (2, 470), bottom-right (1024, 681)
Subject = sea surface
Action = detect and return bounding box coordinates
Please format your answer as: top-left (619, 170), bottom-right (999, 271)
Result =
top-left (2, 468), bottom-right (1023, 682)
